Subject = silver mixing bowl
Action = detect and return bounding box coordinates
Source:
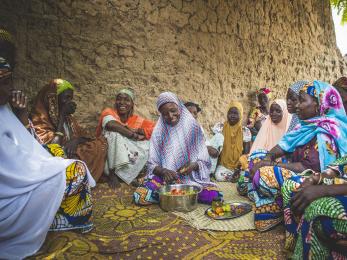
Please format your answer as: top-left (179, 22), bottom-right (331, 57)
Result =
top-left (158, 184), bottom-right (202, 212)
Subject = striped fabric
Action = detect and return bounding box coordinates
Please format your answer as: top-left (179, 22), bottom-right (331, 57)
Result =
top-left (147, 92), bottom-right (215, 187)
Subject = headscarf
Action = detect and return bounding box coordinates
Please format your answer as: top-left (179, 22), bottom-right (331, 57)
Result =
top-left (279, 80), bottom-right (347, 170)
top-left (147, 92), bottom-right (214, 187)
top-left (287, 80), bottom-right (309, 132)
top-left (219, 101), bottom-right (244, 170)
top-left (55, 79), bottom-right (74, 95)
top-left (250, 99), bottom-right (292, 153)
top-left (257, 87), bottom-right (272, 100)
top-left (117, 88), bottom-right (135, 101)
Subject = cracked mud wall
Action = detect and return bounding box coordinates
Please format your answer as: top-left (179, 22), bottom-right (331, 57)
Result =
top-left (1, 0), bottom-right (346, 132)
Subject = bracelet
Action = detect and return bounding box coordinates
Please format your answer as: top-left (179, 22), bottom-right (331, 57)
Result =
top-left (55, 131), bottom-right (64, 137)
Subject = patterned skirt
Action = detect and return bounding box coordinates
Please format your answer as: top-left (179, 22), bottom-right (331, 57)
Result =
top-left (44, 144), bottom-right (93, 232)
top-left (282, 177), bottom-right (347, 259)
top-left (237, 150), bottom-right (295, 231)
top-left (133, 176), bottom-right (221, 205)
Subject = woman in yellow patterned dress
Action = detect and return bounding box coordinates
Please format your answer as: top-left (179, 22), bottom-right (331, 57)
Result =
top-left (45, 144), bottom-right (93, 232)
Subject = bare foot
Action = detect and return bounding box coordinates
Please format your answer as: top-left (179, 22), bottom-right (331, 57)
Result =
top-left (108, 173), bottom-right (121, 189)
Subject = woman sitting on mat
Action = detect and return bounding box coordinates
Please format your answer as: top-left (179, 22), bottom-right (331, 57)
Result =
top-left (0, 54), bottom-right (94, 259)
top-left (247, 81), bottom-right (347, 231)
top-left (31, 79), bottom-right (107, 182)
top-left (214, 101), bottom-right (251, 182)
top-left (249, 99), bottom-right (292, 154)
top-left (134, 92), bottom-right (220, 205)
top-left (96, 88), bottom-right (155, 188)
top-left (237, 99), bottom-right (291, 195)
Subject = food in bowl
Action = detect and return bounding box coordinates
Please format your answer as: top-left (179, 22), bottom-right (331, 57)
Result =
top-left (162, 188), bottom-right (196, 196)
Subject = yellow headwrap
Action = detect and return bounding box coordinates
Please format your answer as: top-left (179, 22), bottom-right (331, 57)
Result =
top-left (220, 101), bottom-right (244, 170)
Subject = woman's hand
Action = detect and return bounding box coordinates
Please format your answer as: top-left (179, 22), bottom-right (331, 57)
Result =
top-left (300, 172), bottom-right (321, 188)
top-left (178, 162), bottom-right (199, 175)
top-left (10, 90), bottom-right (29, 125)
top-left (10, 90), bottom-right (28, 111)
top-left (161, 168), bottom-right (179, 183)
top-left (135, 128), bottom-right (145, 136)
top-left (291, 185), bottom-right (327, 216)
top-left (130, 131), bottom-right (145, 141)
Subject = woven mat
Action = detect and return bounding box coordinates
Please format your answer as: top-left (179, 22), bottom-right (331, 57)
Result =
top-left (31, 183), bottom-right (285, 259)
top-left (173, 182), bottom-right (255, 231)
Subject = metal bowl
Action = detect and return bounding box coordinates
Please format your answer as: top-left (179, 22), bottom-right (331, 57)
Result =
top-left (158, 184), bottom-right (202, 212)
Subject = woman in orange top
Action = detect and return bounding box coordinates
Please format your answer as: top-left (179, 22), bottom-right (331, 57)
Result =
top-left (96, 88), bottom-right (155, 189)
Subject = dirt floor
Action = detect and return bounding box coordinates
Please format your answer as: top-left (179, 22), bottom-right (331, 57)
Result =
top-left (31, 183), bottom-right (286, 259)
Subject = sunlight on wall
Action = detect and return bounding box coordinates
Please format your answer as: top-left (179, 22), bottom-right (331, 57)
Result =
top-left (332, 8), bottom-right (347, 55)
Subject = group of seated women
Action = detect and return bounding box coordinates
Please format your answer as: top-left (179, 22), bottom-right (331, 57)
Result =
top-left (1, 28), bottom-right (347, 259)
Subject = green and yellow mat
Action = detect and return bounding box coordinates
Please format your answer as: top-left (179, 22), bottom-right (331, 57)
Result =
top-left (31, 183), bottom-right (285, 259)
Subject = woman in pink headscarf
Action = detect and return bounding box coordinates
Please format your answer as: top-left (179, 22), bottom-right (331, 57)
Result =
top-left (250, 99), bottom-right (292, 153)
top-left (238, 99), bottom-right (292, 197)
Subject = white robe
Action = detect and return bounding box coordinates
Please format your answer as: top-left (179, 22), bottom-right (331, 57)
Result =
top-left (0, 105), bottom-right (95, 259)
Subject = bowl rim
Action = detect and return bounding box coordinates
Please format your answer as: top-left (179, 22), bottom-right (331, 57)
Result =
top-left (158, 184), bottom-right (202, 195)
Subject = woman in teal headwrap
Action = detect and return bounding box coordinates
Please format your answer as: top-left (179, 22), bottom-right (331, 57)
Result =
top-left (248, 81), bottom-right (347, 231)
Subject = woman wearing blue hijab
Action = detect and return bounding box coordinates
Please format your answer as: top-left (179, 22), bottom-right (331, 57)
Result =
top-left (248, 81), bottom-right (347, 232)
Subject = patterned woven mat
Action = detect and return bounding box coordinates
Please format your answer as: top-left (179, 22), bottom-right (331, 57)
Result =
top-left (30, 183), bottom-right (285, 259)
top-left (173, 182), bottom-right (255, 231)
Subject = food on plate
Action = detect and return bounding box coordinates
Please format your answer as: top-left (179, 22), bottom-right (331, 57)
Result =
top-left (208, 203), bottom-right (243, 217)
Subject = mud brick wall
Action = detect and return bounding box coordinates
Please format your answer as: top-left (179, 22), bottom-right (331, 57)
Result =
top-left (1, 0), bottom-right (346, 134)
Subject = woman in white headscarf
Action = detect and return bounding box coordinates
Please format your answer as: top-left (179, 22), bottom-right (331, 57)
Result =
top-left (0, 53), bottom-right (95, 259)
